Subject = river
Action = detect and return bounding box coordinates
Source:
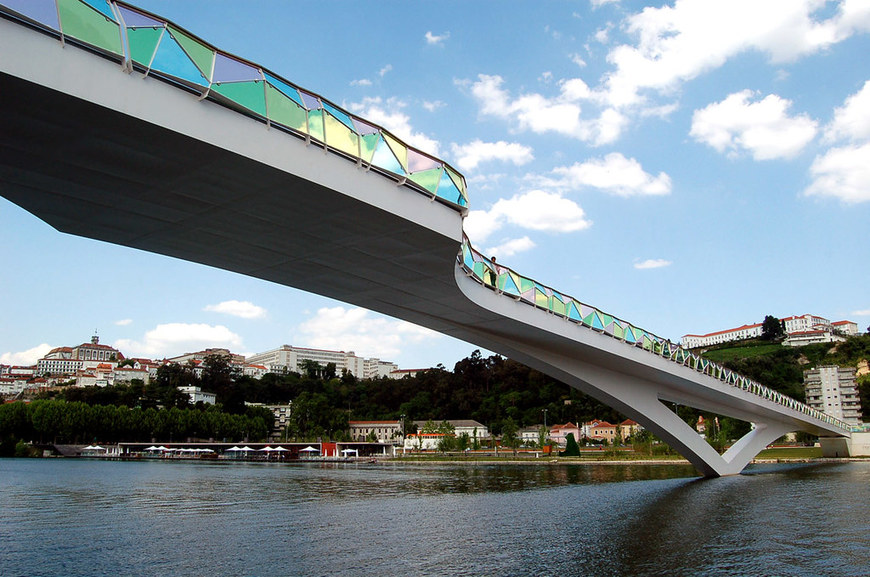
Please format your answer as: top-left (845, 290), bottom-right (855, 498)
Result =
top-left (1, 459), bottom-right (868, 576)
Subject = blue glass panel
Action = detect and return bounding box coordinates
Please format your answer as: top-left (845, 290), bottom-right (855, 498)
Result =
top-left (213, 52), bottom-right (260, 82)
top-left (436, 171), bottom-right (460, 204)
top-left (2, 0), bottom-right (59, 30)
top-left (81, 0), bottom-right (116, 22)
top-left (264, 72), bottom-right (304, 107)
top-left (370, 137), bottom-right (405, 175)
top-left (150, 33), bottom-right (208, 86)
top-left (322, 101), bottom-right (355, 131)
top-left (624, 327), bottom-right (637, 343)
top-left (567, 302), bottom-right (581, 321)
top-left (117, 5), bottom-right (162, 27)
top-left (501, 275), bottom-right (521, 296)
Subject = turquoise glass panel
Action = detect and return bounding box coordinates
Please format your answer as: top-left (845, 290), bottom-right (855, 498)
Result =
top-left (500, 274), bottom-right (521, 296)
top-left (168, 26), bottom-right (214, 81)
top-left (592, 313), bottom-right (604, 330)
top-left (436, 171), bottom-right (461, 204)
top-left (81, 0), bottom-right (116, 21)
top-left (212, 81), bottom-right (266, 116)
top-left (264, 73), bottom-right (304, 107)
top-left (567, 302), bottom-right (581, 321)
top-left (370, 137), bottom-right (405, 175)
top-left (126, 26), bottom-right (162, 66)
top-left (322, 102), bottom-right (355, 131)
top-left (150, 32), bottom-right (207, 85)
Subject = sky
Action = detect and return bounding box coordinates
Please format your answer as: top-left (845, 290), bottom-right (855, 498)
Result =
top-left (2, 0), bottom-right (870, 370)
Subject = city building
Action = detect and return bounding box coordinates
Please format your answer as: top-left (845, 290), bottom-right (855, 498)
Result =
top-left (682, 314), bottom-right (858, 349)
top-left (246, 403), bottom-right (293, 440)
top-left (37, 334), bottom-right (124, 376)
top-left (412, 420), bottom-right (489, 442)
top-left (549, 422), bottom-right (582, 447)
top-left (167, 347), bottom-right (245, 366)
top-left (804, 365), bottom-right (862, 424)
top-left (349, 420), bottom-right (403, 444)
top-left (177, 385), bottom-right (217, 405)
top-left (246, 344), bottom-right (398, 379)
top-left (584, 420), bottom-right (618, 443)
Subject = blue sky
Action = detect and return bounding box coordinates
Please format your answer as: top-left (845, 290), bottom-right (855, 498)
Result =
top-left (2, 0), bottom-right (870, 369)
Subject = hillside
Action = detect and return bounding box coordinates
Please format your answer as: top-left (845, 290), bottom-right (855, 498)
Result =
top-left (699, 334), bottom-right (870, 419)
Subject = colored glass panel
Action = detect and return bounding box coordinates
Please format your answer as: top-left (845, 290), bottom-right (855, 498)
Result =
top-left (436, 171), bottom-right (461, 204)
top-left (323, 112), bottom-right (359, 157)
top-left (407, 149), bottom-right (439, 173)
top-left (81, 0), bottom-right (116, 21)
top-left (445, 165), bottom-right (466, 199)
top-left (307, 109), bottom-right (326, 143)
top-left (551, 298), bottom-right (566, 316)
top-left (370, 136), bottom-right (405, 175)
top-left (213, 81), bottom-right (266, 116)
top-left (463, 246), bottom-right (475, 270)
top-left (168, 25), bottom-right (214, 81)
top-left (58, 0), bottom-right (123, 56)
top-left (535, 289), bottom-right (548, 308)
top-left (383, 133), bottom-right (408, 171)
top-left (592, 313), bottom-right (605, 330)
top-left (567, 302), bottom-right (581, 321)
top-left (624, 327), bottom-right (636, 343)
top-left (150, 32), bottom-right (207, 85)
top-left (299, 90), bottom-right (321, 111)
top-left (322, 102), bottom-right (355, 132)
top-left (126, 26), bottom-right (162, 66)
top-left (2, 0), bottom-right (60, 30)
top-left (500, 274), bottom-right (521, 296)
top-left (266, 84), bottom-right (308, 132)
top-left (408, 168), bottom-right (442, 194)
top-left (117, 5), bottom-right (162, 28)
top-left (613, 324), bottom-right (625, 339)
top-left (213, 52), bottom-right (260, 82)
top-left (264, 73), bottom-right (304, 107)
top-left (359, 133), bottom-right (380, 163)
top-left (352, 117), bottom-right (380, 135)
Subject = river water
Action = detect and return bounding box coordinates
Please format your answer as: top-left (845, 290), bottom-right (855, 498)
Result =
top-left (1, 459), bottom-right (868, 576)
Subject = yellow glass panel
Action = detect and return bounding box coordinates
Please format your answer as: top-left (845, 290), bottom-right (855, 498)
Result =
top-left (324, 112), bottom-right (359, 157)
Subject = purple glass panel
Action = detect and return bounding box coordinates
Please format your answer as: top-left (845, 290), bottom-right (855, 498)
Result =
top-left (213, 52), bottom-right (260, 82)
top-left (117, 5), bottom-right (163, 28)
top-left (407, 149), bottom-right (439, 173)
top-left (2, 0), bottom-right (59, 30)
top-left (299, 90), bottom-right (321, 110)
top-left (352, 117), bottom-right (380, 135)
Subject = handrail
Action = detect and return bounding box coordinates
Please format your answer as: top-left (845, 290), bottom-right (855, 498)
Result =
top-left (459, 237), bottom-right (855, 434)
top-left (0, 0), bottom-right (468, 212)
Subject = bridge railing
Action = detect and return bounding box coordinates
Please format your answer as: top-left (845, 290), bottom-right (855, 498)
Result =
top-left (459, 238), bottom-right (855, 434)
top-left (0, 0), bottom-right (469, 212)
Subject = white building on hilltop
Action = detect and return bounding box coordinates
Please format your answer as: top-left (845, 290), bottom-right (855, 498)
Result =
top-left (682, 314), bottom-right (859, 349)
top-left (246, 345), bottom-right (398, 379)
top-left (37, 335), bottom-right (124, 376)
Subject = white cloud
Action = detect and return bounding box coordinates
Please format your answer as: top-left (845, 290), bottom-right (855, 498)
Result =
top-left (484, 236), bottom-right (536, 258)
top-left (602, 0), bottom-right (870, 109)
top-left (463, 190), bottom-right (591, 243)
top-left (204, 300), bottom-right (267, 319)
top-left (570, 53), bottom-right (587, 67)
top-left (425, 31), bottom-right (450, 45)
top-left (350, 78), bottom-right (372, 87)
top-left (824, 80), bottom-right (870, 143)
top-left (538, 153), bottom-right (671, 196)
top-left (422, 100), bottom-right (445, 112)
top-left (450, 139), bottom-right (534, 171)
top-left (592, 0), bottom-right (620, 7)
top-left (379, 64), bottom-right (393, 77)
top-left (634, 258), bottom-right (672, 270)
top-left (349, 96), bottom-right (441, 156)
top-left (690, 90), bottom-right (818, 160)
top-left (805, 143), bottom-right (870, 203)
top-left (114, 323), bottom-right (243, 359)
top-left (297, 306), bottom-right (440, 360)
top-left (851, 309), bottom-right (870, 316)
top-left (1, 343), bottom-right (54, 366)
top-left (115, 318), bottom-right (133, 326)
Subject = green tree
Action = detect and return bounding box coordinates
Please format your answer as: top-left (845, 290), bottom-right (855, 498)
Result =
top-left (560, 432), bottom-right (581, 457)
top-left (501, 417), bottom-right (520, 456)
top-left (761, 315), bottom-right (785, 341)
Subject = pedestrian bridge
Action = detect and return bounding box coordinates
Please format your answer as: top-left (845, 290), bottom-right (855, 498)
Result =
top-left (0, 1), bottom-right (856, 476)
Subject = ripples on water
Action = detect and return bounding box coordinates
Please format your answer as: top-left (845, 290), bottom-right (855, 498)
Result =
top-left (1, 459), bottom-right (868, 576)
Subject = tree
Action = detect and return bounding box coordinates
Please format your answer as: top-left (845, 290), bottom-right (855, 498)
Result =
top-left (501, 417), bottom-right (520, 456)
top-left (560, 432), bottom-right (581, 456)
top-left (761, 315), bottom-right (785, 341)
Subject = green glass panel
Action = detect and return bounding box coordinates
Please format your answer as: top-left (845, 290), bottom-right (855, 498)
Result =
top-left (383, 133), bottom-right (408, 171)
top-left (212, 81), bottom-right (266, 116)
top-left (168, 25), bottom-right (214, 81)
top-left (408, 168), bottom-right (442, 193)
top-left (472, 262), bottom-right (487, 280)
top-left (360, 133), bottom-right (380, 163)
top-left (127, 26), bottom-right (163, 66)
top-left (518, 276), bottom-right (535, 294)
top-left (58, 0), bottom-right (123, 56)
top-left (324, 112), bottom-right (359, 157)
top-left (613, 324), bottom-right (625, 339)
top-left (266, 83), bottom-right (307, 132)
top-left (551, 298), bottom-right (566, 316)
top-left (535, 290), bottom-right (548, 307)
top-left (445, 165), bottom-right (466, 197)
top-left (308, 109), bottom-right (326, 143)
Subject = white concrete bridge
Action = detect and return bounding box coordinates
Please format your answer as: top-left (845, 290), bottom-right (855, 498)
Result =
top-left (0, 1), bottom-right (855, 476)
